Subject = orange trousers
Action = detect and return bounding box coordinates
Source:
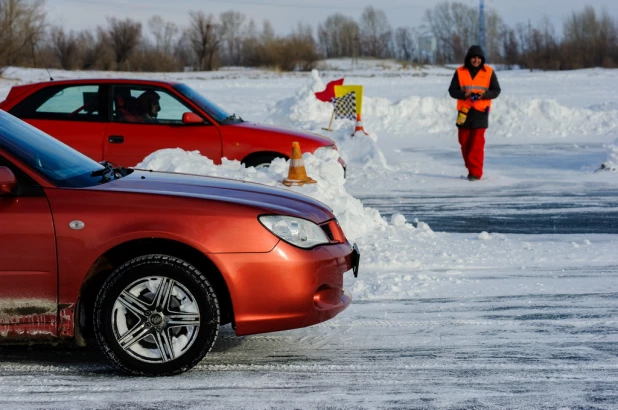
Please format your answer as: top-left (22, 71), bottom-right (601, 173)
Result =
top-left (458, 128), bottom-right (486, 178)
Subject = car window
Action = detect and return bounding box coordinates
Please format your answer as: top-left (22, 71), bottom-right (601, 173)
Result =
top-left (173, 83), bottom-right (231, 123)
top-left (0, 110), bottom-right (106, 188)
top-left (112, 85), bottom-right (208, 125)
top-left (10, 85), bottom-right (103, 122)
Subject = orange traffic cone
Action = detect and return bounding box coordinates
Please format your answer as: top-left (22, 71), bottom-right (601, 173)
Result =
top-left (351, 113), bottom-right (369, 136)
top-left (282, 142), bottom-right (317, 187)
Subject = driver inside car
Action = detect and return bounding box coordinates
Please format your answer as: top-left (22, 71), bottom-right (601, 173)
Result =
top-left (135, 90), bottom-right (161, 123)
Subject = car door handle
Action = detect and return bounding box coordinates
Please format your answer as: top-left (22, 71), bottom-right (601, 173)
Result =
top-left (108, 135), bottom-right (124, 144)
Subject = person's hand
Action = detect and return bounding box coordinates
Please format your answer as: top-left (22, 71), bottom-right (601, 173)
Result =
top-left (470, 91), bottom-right (486, 101)
top-left (465, 91), bottom-right (472, 98)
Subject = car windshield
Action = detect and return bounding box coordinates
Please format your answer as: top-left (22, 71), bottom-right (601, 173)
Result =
top-left (0, 110), bottom-right (108, 188)
top-left (173, 83), bottom-right (242, 124)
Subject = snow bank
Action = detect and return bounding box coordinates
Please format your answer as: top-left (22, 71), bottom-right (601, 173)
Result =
top-left (357, 92), bottom-right (618, 143)
top-left (137, 147), bottom-right (392, 241)
top-left (264, 69), bottom-right (618, 153)
top-left (265, 70), bottom-right (388, 169)
top-left (491, 97), bottom-right (618, 139)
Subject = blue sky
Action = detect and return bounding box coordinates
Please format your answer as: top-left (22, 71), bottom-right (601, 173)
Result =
top-left (48, 0), bottom-right (617, 35)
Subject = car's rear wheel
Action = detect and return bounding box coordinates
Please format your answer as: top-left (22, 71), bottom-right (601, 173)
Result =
top-left (243, 154), bottom-right (286, 170)
top-left (94, 254), bottom-right (220, 376)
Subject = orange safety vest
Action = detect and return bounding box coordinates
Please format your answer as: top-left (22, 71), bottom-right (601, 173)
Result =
top-left (456, 65), bottom-right (493, 113)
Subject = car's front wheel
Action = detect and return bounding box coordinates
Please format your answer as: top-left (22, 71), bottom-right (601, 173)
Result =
top-left (94, 254), bottom-right (220, 376)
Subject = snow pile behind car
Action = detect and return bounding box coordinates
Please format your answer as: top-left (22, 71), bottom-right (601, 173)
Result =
top-left (265, 69), bottom-right (388, 170)
top-left (137, 147), bottom-right (411, 241)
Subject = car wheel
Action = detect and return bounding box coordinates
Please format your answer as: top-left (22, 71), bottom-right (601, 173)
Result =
top-left (244, 154), bottom-right (285, 170)
top-left (93, 254), bottom-right (220, 376)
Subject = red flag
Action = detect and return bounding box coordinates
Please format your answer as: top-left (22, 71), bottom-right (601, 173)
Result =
top-left (314, 78), bottom-right (344, 102)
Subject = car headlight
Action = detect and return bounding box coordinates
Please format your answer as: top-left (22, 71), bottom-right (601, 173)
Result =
top-left (259, 215), bottom-right (330, 248)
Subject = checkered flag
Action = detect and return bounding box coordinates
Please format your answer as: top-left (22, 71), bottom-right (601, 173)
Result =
top-left (332, 91), bottom-right (356, 120)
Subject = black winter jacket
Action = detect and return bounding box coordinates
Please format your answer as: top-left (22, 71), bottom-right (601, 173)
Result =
top-left (448, 45), bottom-right (501, 129)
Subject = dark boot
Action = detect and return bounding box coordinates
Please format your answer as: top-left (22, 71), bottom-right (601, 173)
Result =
top-left (467, 174), bottom-right (480, 181)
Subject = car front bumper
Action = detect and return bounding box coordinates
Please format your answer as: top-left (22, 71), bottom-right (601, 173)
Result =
top-left (211, 240), bottom-right (357, 336)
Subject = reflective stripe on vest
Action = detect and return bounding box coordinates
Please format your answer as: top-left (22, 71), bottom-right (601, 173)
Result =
top-left (456, 65), bottom-right (493, 113)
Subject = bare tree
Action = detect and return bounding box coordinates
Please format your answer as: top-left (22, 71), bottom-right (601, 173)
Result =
top-left (237, 19), bottom-right (275, 68)
top-left (239, 18), bottom-right (260, 66)
top-left (501, 27), bottom-right (519, 68)
top-left (50, 26), bottom-right (78, 70)
top-left (148, 15), bottom-right (179, 56)
top-left (359, 6), bottom-right (392, 58)
top-left (317, 13), bottom-right (360, 58)
top-left (515, 21), bottom-right (531, 64)
top-left (77, 28), bottom-right (111, 70)
top-left (424, 1), bottom-right (477, 62)
top-left (219, 10), bottom-right (246, 66)
top-left (563, 6), bottom-right (618, 68)
top-left (424, 2), bottom-right (454, 62)
top-left (261, 20), bottom-right (275, 43)
top-left (484, 10), bottom-right (505, 63)
top-left (0, 0), bottom-right (46, 70)
top-left (106, 17), bottom-right (142, 70)
top-left (394, 27), bottom-right (415, 60)
top-left (173, 30), bottom-right (193, 69)
top-left (187, 11), bottom-right (220, 71)
top-left (289, 22), bottom-right (320, 71)
top-left (538, 17), bottom-right (560, 69)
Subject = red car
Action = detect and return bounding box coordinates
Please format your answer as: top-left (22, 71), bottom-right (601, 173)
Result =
top-left (0, 79), bottom-right (344, 169)
top-left (0, 110), bottom-right (359, 376)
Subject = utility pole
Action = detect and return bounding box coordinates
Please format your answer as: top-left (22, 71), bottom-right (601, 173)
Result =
top-left (479, 0), bottom-right (487, 62)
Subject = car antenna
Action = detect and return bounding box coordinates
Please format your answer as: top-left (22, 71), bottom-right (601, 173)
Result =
top-left (34, 43), bottom-right (54, 81)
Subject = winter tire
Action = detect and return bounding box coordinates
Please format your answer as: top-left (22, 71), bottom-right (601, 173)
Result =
top-left (94, 254), bottom-right (220, 376)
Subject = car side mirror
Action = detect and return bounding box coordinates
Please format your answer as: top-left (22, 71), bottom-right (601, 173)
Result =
top-left (182, 112), bottom-right (204, 124)
top-left (0, 166), bottom-right (17, 195)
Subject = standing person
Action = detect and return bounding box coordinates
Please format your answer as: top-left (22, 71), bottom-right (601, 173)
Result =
top-left (448, 45), bottom-right (501, 181)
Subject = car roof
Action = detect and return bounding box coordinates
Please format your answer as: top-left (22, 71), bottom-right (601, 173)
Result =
top-left (26, 78), bottom-right (183, 87)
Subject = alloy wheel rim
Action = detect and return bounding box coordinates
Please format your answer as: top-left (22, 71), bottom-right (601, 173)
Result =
top-left (111, 276), bottom-right (201, 363)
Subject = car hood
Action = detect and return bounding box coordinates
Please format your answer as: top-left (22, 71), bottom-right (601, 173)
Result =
top-left (93, 170), bottom-right (334, 223)
top-left (228, 122), bottom-right (335, 146)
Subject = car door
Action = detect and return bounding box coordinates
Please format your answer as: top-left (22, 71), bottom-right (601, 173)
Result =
top-left (7, 83), bottom-right (108, 162)
top-left (104, 85), bottom-right (222, 167)
top-left (0, 156), bottom-right (57, 333)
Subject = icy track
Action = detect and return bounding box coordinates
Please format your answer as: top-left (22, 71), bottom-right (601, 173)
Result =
top-left (1, 257), bottom-right (618, 409)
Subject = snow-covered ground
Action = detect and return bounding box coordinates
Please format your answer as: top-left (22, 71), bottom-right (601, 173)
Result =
top-left (1, 60), bottom-right (618, 409)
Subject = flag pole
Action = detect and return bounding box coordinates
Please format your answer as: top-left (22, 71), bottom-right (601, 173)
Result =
top-left (322, 110), bottom-right (335, 132)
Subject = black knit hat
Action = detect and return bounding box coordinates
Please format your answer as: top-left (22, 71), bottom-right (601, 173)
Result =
top-left (464, 45), bottom-right (485, 68)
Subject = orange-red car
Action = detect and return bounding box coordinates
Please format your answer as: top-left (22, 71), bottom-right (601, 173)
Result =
top-left (0, 110), bottom-right (359, 376)
top-left (0, 78), bottom-right (345, 170)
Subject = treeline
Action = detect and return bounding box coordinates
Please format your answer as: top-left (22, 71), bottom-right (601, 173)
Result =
top-left (1, 0), bottom-right (617, 72)
top-left (425, 3), bottom-right (618, 69)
